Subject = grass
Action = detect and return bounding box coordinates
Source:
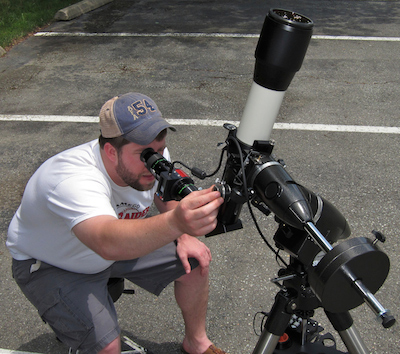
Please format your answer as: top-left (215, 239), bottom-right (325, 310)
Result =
top-left (0, 0), bottom-right (79, 50)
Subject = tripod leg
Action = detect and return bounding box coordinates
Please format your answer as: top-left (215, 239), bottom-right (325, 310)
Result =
top-left (252, 291), bottom-right (293, 354)
top-left (252, 330), bottom-right (280, 354)
top-left (326, 311), bottom-right (369, 354)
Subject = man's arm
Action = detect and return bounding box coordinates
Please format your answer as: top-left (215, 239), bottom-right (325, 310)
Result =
top-left (153, 189), bottom-right (213, 276)
top-left (72, 187), bottom-right (223, 261)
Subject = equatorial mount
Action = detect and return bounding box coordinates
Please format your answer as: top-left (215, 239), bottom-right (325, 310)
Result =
top-left (140, 8), bottom-right (396, 354)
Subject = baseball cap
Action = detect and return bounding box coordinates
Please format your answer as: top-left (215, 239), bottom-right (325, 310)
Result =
top-left (99, 92), bottom-right (176, 145)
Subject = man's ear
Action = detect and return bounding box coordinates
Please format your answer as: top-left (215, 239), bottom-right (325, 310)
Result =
top-left (103, 142), bottom-right (118, 163)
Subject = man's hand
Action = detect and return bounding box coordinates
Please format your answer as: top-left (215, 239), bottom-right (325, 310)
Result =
top-left (168, 186), bottom-right (223, 237)
top-left (176, 234), bottom-right (212, 276)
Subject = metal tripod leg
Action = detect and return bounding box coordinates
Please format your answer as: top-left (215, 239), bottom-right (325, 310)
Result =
top-left (252, 329), bottom-right (281, 354)
top-left (326, 311), bottom-right (369, 354)
top-left (252, 290), bottom-right (293, 354)
top-left (252, 290), bottom-right (371, 354)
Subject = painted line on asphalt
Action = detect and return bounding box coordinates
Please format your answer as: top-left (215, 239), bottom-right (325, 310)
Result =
top-left (35, 31), bottom-right (258, 38)
top-left (313, 35), bottom-right (400, 41)
top-left (34, 31), bottom-right (400, 42)
top-left (0, 114), bottom-right (99, 123)
top-left (1, 115), bottom-right (399, 134)
top-left (0, 350), bottom-right (41, 354)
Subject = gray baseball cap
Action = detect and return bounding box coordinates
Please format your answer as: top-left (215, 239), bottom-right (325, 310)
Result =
top-left (99, 92), bottom-right (176, 145)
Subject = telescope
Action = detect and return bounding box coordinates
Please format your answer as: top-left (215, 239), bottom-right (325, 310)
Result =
top-left (141, 9), bottom-right (395, 354)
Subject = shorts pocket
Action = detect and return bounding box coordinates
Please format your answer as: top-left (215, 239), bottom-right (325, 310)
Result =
top-left (38, 289), bottom-right (94, 350)
top-left (12, 259), bottom-right (36, 285)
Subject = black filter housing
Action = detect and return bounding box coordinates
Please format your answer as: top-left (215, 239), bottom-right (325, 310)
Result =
top-left (254, 9), bottom-right (314, 91)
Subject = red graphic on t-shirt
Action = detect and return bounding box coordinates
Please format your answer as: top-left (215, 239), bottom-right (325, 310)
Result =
top-left (118, 206), bottom-right (150, 219)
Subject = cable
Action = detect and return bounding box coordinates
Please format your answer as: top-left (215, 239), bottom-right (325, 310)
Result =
top-left (204, 148), bottom-right (226, 178)
top-left (227, 135), bottom-right (288, 267)
top-left (253, 311), bottom-right (269, 336)
top-left (172, 147), bottom-right (226, 180)
top-left (248, 203), bottom-right (288, 267)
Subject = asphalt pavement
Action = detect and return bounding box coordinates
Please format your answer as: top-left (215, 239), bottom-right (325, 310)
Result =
top-left (0, 1), bottom-right (399, 353)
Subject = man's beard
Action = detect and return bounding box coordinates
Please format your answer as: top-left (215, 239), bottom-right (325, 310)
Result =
top-left (115, 156), bottom-right (155, 191)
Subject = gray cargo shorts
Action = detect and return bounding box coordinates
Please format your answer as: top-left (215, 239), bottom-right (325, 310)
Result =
top-left (12, 242), bottom-right (199, 354)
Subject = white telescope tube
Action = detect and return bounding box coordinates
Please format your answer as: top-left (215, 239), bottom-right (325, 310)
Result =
top-left (237, 82), bottom-right (285, 145)
top-left (235, 9), bottom-right (313, 147)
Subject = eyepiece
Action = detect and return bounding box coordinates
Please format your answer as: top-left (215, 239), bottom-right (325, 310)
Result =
top-left (140, 147), bottom-right (156, 163)
top-left (140, 148), bottom-right (171, 176)
top-left (140, 147), bottom-right (197, 201)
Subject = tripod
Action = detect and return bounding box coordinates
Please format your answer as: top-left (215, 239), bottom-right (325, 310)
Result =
top-left (253, 260), bottom-right (366, 354)
top-left (251, 220), bottom-right (395, 354)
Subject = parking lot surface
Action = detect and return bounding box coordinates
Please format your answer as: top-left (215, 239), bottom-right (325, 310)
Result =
top-left (0, 1), bottom-right (399, 353)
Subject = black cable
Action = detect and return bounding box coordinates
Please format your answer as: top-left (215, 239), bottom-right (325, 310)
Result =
top-left (227, 135), bottom-right (288, 267)
top-left (172, 147), bottom-right (226, 180)
top-left (226, 135), bottom-right (248, 198)
top-left (248, 203), bottom-right (288, 267)
top-left (253, 311), bottom-right (269, 336)
top-left (171, 160), bottom-right (191, 171)
top-left (204, 148), bottom-right (226, 178)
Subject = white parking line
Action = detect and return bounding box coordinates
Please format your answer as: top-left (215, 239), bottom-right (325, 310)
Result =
top-left (0, 350), bottom-right (41, 354)
top-left (312, 35), bottom-right (400, 41)
top-left (34, 31), bottom-right (400, 42)
top-left (1, 115), bottom-right (399, 134)
top-left (0, 114), bottom-right (99, 123)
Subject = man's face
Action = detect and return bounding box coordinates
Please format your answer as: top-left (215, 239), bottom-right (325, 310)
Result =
top-left (115, 138), bottom-right (166, 191)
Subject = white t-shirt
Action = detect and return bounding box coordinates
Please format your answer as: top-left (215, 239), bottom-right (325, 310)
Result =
top-left (6, 139), bottom-right (169, 274)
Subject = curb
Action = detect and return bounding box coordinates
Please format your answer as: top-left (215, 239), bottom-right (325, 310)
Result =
top-left (0, 46), bottom-right (6, 57)
top-left (54, 0), bottom-right (113, 21)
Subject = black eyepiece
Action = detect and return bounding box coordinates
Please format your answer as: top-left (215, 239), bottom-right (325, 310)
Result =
top-left (140, 148), bottom-right (197, 201)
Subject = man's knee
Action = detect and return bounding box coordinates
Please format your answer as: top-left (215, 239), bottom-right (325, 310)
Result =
top-left (98, 336), bottom-right (121, 354)
top-left (176, 263), bottom-right (208, 284)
